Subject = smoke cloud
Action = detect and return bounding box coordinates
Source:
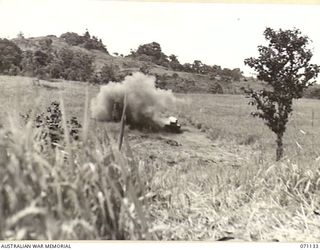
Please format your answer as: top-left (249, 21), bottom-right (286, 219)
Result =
top-left (91, 72), bottom-right (180, 129)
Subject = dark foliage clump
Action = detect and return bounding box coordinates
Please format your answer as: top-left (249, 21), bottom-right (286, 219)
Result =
top-left (90, 64), bottom-right (125, 84)
top-left (67, 116), bottom-right (82, 141)
top-left (129, 42), bottom-right (170, 68)
top-left (0, 38), bottom-right (22, 75)
top-left (19, 46), bottom-right (95, 82)
top-left (60, 30), bottom-right (108, 54)
top-left (51, 48), bottom-right (95, 82)
top-left (22, 101), bottom-right (82, 147)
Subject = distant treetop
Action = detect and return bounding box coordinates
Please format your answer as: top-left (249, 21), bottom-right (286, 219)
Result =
top-left (60, 31), bottom-right (109, 54)
top-left (129, 41), bottom-right (243, 81)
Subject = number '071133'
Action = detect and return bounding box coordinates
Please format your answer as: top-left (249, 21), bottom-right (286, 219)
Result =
top-left (300, 244), bottom-right (319, 248)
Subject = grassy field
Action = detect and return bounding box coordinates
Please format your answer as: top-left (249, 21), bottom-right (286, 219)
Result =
top-left (1, 75), bottom-right (320, 241)
top-left (177, 93), bottom-right (320, 161)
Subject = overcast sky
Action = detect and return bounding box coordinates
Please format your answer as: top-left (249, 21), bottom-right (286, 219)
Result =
top-left (0, 0), bottom-right (319, 76)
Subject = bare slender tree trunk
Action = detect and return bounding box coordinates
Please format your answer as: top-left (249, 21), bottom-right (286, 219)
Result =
top-left (276, 133), bottom-right (284, 161)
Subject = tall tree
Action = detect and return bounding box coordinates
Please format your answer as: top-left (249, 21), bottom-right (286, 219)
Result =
top-left (244, 27), bottom-right (319, 160)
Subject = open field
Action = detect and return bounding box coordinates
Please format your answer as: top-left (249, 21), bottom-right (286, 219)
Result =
top-left (1, 75), bottom-right (320, 241)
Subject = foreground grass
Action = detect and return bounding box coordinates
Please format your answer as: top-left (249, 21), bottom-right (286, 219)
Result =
top-left (0, 95), bottom-right (150, 240)
top-left (139, 148), bottom-right (320, 241)
top-left (1, 75), bottom-right (320, 241)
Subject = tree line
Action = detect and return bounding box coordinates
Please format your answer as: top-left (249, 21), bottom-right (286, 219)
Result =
top-left (0, 30), bottom-right (115, 83)
top-left (128, 41), bottom-right (243, 82)
top-left (0, 30), bottom-right (244, 84)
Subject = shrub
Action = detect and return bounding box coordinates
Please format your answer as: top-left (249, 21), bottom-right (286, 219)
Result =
top-left (19, 49), bottom-right (53, 79)
top-left (50, 48), bottom-right (95, 81)
top-left (209, 83), bottom-right (223, 94)
top-left (131, 42), bottom-right (169, 67)
top-left (100, 64), bottom-right (119, 83)
top-left (60, 32), bottom-right (85, 46)
top-left (60, 31), bottom-right (108, 54)
top-left (0, 38), bottom-right (22, 74)
top-left (22, 101), bottom-right (82, 147)
top-left (38, 38), bottom-right (53, 51)
top-left (83, 37), bottom-right (108, 53)
top-left (20, 50), bottom-right (35, 76)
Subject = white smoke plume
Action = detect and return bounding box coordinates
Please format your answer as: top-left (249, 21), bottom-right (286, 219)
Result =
top-left (91, 72), bottom-right (181, 129)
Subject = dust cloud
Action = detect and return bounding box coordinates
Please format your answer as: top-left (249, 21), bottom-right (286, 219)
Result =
top-left (91, 72), bottom-right (181, 129)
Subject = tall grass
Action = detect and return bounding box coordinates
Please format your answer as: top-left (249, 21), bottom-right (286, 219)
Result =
top-left (135, 138), bottom-right (320, 241)
top-left (0, 101), bottom-right (150, 240)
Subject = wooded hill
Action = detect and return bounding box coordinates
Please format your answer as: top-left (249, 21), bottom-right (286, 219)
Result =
top-left (1, 30), bottom-right (319, 96)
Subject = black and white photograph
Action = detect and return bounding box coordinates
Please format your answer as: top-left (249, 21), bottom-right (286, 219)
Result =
top-left (0, 0), bottom-right (320, 244)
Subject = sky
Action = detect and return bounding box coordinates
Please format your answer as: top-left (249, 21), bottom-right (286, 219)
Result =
top-left (0, 0), bottom-right (320, 76)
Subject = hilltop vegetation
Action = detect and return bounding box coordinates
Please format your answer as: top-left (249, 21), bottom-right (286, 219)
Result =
top-left (0, 31), bottom-right (250, 94)
top-left (1, 30), bottom-right (320, 97)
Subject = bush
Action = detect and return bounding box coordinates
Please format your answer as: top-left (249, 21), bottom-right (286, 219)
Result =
top-left (131, 42), bottom-right (169, 67)
top-left (60, 31), bottom-right (108, 54)
top-left (48, 59), bottom-right (64, 79)
top-left (20, 50), bottom-right (35, 76)
top-left (38, 38), bottom-right (53, 51)
top-left (8, 65), bottom-right (20, 76)
top-left (19, 49), bottom-right (53, 79)
top-left (100, 64), bottom-right (119, 83)
top-left (33, 50), bottom-right (51, 67)
top-left (83, 36), bottom-right (108, 53)
top-left (209, 83), bottom-right (223, 94)
top-left (136, 42), bottom-right (162, 59)
top-left (51, 48), bottom-right (95, 81)
top-left (22, 101), bottom-right (82, 147)
top-left (0, 38), bottom-right (22, 74)
top-left (90, 64), bottom-right (124, 84)
top-left (60, 32), bottom-right (85, 46)
top-left (20, 47), bottom-right (95, 81)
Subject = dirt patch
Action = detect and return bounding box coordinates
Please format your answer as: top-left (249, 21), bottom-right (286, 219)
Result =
top-left (129, 124), bottom-right (247, 169)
